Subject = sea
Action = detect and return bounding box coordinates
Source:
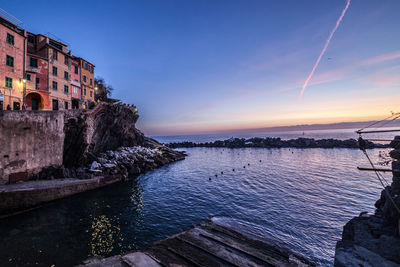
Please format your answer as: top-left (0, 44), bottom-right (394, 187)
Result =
top-left (0, 128), bottom-right (397, 266)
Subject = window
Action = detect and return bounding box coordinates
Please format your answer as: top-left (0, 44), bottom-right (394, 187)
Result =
top-left (90, 90), bottom-right (93, 97)
top-left (53, 50), bottom-right (58, 60)
top-left (53, 81), bottom-right (58, 90)
top-left (49, 40), bottom-right (62, 50)
top-left (6, 55), bottom-right (14, 67)
top-left (6, 33), bottom-right (14, 45)
top-left (36, 77), bottom-right (40, 84)
top-left (26, 74), bottom-right (31, 81)
top-left (28, 35), bottom-right (34, 43)
top-left (74, 65), bottom-right (78, 74)
top-left (53, 66), bottom-right (57, 76)
top-left (5, 77), bottom-right (12, 88)
top-left (83, 75), bottom-right (87, 82)
top-left (83, 87), bottom-right (86, 96)
top-left (36, 77), bottom-right (40, 89)
top-left (64, 71), bottom-right (69, 80)
top-left (90, 78), bottom-right (93, 85)
top-left (30, 57), bottom-right (38, 68)
top-left (64, 56), bottom-right (69, 65)
top-left (65, 102), bottom-right (69, 110)
top-left (64, 85), bottom-right (69, 94)
top-left (73, 87), bottom-right (77, 94)
top-left (52, 99), bottom-right (58, 110)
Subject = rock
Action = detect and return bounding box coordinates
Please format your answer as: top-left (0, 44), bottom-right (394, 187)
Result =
top-left (103, 163), bottom-right (116, 169)
top-left (90, 161), bottom-right (101, 170)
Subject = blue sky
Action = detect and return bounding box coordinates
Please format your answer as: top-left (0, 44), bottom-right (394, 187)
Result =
top-left (3, 0), bottom-right (400, 135)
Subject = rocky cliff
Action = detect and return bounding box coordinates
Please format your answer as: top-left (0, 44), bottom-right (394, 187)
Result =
top-left (36, 102), bottom-right (185, 180)
top-left (334, 137), bottom-right (400, 266)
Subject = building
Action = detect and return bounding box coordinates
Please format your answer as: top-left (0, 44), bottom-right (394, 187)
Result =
top-left (70, 56), bottom-right (81, 109)
top-left (0, 15), bottom-right (26, 110)
top-left (45, 36), bottom-right (72, 110)
top-left (25, 32), bottom-right (50, 110)
top-left (79, 58), bottom-right (95, 109)
top-left (0, 9), bottom-right (96, 111)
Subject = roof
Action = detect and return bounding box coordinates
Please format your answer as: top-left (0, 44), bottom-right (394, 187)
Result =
top-left (76, 57), bottom-right (96, 67)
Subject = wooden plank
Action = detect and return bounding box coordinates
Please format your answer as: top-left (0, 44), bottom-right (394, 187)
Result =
top-left (193, 227), bottom-right (281, 266)
top-left (177, 227), bottom-right (266, 267)
top-left (145, 244), bottom-right (195, 267)
top-left (357, 167), bottom-right (393, 172)
top-left (162, 238), bottom-right (230, 267)
top-left (201, 222), bottom-right (289, 261)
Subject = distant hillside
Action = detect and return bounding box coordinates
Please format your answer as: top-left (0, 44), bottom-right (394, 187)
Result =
top-left (223, 120), bottom-right (400, 134)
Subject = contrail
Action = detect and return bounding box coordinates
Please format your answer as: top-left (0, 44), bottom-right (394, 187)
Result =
top-left (298, 0), bottom-right (351, 100)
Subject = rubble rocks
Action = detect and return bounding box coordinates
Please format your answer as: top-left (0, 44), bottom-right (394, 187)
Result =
top-left (334, 136), bottom-right (400, 266)
top-left (168, 137), bottom-right (387, 149)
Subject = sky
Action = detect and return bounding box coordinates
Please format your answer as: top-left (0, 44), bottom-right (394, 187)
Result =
top-left (2, 0), bottom-right (400, 135)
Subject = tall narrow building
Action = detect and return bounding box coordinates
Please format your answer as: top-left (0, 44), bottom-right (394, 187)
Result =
top-left (25, 32), bottom-right (50, 110)
top-left (78, 58), bottom-right (95, 109)
top-left (70, 56), bottom-right (81, 109)
top-left (0, 14), bottom-right (26, 110)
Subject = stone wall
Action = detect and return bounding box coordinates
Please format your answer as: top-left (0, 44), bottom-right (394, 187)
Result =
top-left (0, 111), bottom-right (65, 184)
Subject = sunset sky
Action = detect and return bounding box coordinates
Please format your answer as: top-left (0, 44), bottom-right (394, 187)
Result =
top-left (4, 0), bottom-right (400, 135)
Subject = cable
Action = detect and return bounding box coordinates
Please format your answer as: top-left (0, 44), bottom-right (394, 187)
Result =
top-left (361, 147), bottom-right (400, 215)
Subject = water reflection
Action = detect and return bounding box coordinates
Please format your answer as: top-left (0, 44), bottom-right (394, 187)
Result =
top-left (89, 214), bottom-right (121, 256)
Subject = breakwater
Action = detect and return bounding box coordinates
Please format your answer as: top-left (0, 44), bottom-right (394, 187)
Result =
top-left (168, 137), bottom-right (387, 149)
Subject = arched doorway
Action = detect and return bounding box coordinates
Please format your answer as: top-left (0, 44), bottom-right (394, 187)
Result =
top-left (26, 92), bottom-right (44, 110)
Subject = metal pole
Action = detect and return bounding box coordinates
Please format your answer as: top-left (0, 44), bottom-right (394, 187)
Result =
top-left (356, 129), bottom-right (400, 134)
top-left (23, 81), bottom-right (26, 106)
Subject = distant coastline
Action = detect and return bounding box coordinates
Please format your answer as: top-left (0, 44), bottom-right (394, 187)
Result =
top-left (168, 137), bottom-right (388, 149)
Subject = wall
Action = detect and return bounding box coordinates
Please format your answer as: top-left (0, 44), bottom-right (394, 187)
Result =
top-left (0, 111), bottom-right (65, 184)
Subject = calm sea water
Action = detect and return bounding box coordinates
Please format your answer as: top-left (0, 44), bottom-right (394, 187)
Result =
top-left (0, 130), bottom-right (393, 266)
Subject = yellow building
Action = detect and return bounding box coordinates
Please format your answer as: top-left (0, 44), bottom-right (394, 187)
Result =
top-left (78, 58), bottom-right (95, 108)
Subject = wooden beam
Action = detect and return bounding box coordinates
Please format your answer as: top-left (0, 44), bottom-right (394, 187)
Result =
top-left (357, 167), bottom-right (393, 172)
top-left (356, 129), bottom-right (400, 134)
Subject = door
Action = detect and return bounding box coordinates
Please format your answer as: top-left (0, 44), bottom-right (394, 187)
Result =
top-left (32, 98), bottom-right (38, 110)
top-left (52, 99), bottom-right (58, 110)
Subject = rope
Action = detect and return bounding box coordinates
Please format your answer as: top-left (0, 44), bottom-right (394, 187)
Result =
top-left (357, 113), bottom-right (400, 133)
top-left (360, 144), bottom-right (400, 215)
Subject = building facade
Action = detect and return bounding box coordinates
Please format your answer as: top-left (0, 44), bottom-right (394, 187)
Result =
top-left (70, 56), bottom-right (81, 109)
top-left (0, 17), bottom-right (25, 110)
top-left (0, 10), bottom-right (95, 111)
top-left (79, 58), bottom-right (95, 109)
top-left (25, 32), bottom-right (50, 110)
